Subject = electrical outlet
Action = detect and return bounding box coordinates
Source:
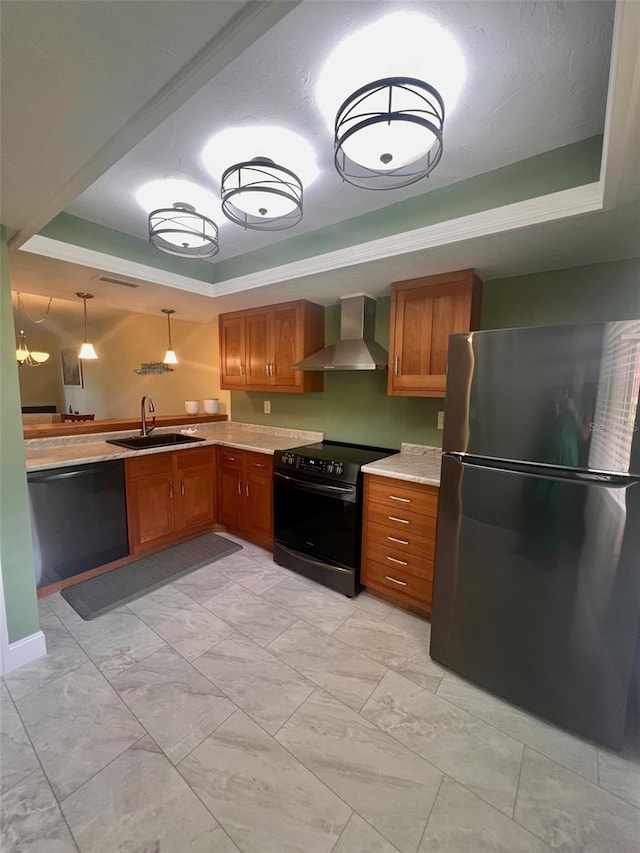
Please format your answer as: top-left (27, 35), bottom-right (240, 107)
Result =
top-left (264, 400), bottom-right (271, 414)
top-left (437, 411), bottom-right (445, 429)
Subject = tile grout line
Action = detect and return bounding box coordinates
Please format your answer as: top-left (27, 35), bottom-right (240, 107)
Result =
top-left (434, 672), bottom-right (602, 786)
top-left (270, 686), bottom-right (429, 853)
top-left (414, 772), bottom-right (446, 853)
top-left (511, 740), bottom-right (526, 820)
top-left (3, 688), bottom-right (81, 853)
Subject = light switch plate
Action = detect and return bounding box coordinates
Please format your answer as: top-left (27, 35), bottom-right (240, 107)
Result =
top-left (264, 400), bottom-right (271, 414)
top-left (437, 411), bottom-right (445, 429)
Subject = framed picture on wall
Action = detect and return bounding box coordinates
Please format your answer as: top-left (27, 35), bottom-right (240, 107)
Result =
top-left (61, 349), bottom-right (83, 388)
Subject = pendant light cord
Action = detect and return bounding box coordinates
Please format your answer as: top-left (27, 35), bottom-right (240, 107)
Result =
top-left (166, 311), bottom-right (173, 349)
top-left (83, 296), bottom-right (89, 342)
top-left (17, 292), bottom-right (53, 324)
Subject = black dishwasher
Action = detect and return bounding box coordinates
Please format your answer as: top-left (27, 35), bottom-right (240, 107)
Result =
top-left (28, 459), bottom-right (129, 589)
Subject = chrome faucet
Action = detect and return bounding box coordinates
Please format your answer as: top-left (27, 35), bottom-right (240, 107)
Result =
top-left (140, 394), bottom-right (156, 437)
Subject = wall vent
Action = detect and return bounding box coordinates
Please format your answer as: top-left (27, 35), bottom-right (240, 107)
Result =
top-left (97, 276), bottom-right (140, 288)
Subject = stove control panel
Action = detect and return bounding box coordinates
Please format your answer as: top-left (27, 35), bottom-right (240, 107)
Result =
top-left (279, 452), bottom-right (344, 477)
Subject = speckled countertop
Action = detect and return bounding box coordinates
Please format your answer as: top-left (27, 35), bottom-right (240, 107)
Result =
top-left (24, 422), bottom-right (323, 472)
top-left (361, 443), bottom-right (442, 486)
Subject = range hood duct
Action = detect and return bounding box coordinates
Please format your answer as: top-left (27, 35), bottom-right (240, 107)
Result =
top-left (293, 295), bottom-right (388, 371)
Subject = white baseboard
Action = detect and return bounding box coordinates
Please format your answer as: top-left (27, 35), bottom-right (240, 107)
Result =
top-left (3, 630), bottom-right (47, 675)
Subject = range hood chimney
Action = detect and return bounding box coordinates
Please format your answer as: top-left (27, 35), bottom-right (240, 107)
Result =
top-left (293, 294), bottom-right (388, 371)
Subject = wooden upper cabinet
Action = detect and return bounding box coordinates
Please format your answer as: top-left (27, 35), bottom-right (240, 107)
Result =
top-left (219, 300), bottom-right (324, 393)
top-left (219, 315), bottom-right (246, 387)
top-left (388, 269), bottom-right (482, 397)
top-left (245, 311), bottom-right (271, 388)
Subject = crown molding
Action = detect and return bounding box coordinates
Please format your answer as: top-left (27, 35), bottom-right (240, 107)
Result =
top-left (209, 182), bottom-right (603, 297)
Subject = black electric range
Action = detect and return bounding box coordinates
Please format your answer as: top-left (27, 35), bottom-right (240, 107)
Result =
top-left (272, 440), bottom-right (394, 596)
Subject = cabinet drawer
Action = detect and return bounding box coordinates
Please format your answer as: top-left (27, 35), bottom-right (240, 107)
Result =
top-left (364, 558), bottom-right (433, 604)
top-left (367, 502), bottom-right (436, 538)
top-left (367, 476), bottom-right (438, 516)
top-left (218, 447), bottom-right (243, 468)
top-left (364, 542), bottom-right (433, 581)
top-left (367, 524), bottom-right (435, 560)
top-left (125, 452), bottom-right (173, 480)
top-left (245, 452), bottom-right (272, 476)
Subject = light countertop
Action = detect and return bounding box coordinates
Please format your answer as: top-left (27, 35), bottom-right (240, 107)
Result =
top-left (361, 443), bottom-right (442, 486)
top-left (24, 422), bottom-right (323, 472)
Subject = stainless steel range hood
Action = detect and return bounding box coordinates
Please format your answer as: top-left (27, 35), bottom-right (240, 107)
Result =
top-left (293, 294), bottom-right (388, 371)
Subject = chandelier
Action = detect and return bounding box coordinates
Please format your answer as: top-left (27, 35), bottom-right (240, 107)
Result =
top-left (14, 292), bottom-right (51, 367)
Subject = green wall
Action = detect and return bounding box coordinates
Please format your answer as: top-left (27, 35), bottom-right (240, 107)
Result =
top-left (0, 230), bottom-right (40, 644)
top-left (231, 258), bottom-right (640, 446)
top-left (41, 137), bottom-right (601, 289)
top-left (214, 136), bottom-right (601, 283)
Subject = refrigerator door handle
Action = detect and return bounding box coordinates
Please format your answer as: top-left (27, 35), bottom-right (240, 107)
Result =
top-left (447, 453), bottom-right (640, 489)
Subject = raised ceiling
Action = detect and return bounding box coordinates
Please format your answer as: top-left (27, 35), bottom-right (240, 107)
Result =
top-left (65, 0), bottom-right (615, 262)
top-left (4, 0), bottom-right (639, 323)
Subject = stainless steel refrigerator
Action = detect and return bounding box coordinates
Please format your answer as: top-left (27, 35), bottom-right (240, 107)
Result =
top-left (431, 322), bottom-right (640, 749)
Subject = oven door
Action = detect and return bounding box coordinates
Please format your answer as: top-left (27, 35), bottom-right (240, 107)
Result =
top-left (273, 470), bottom-right (360, 569)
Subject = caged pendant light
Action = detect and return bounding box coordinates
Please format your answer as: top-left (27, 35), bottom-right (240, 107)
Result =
top-left (161, 308), bottom-right (178, 364)
top-left (76, 292), bottom-right (98, 359)
top-left (149, 202), bottom-right (219, 258)
top-left (333, 76), bottom-right (445, 190)
top-left (221, 157), bottom-right (303, 231)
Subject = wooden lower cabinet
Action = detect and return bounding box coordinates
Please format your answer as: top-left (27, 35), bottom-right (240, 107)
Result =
top-left (125, 446), bottom-right (216, 553)
top-left (217, 447), bottom-right (273, 549)
top-left (361, 474), bottom-right (439, 613)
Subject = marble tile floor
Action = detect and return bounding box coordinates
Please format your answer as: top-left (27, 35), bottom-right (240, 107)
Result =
top-left (1, 533), bottom-right (639, 853)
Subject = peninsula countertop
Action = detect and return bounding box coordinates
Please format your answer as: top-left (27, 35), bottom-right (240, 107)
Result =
top-left (24, 423), bottom-right (323, 472)
top-left (361, 443), bottom-right (442, 486)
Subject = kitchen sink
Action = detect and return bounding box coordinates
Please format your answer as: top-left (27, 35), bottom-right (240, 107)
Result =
top-left (106, 433), bottom-right (206, 450)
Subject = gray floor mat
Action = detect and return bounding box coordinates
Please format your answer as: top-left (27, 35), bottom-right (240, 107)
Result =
top-left (61, 533), bottom-right (241, 620)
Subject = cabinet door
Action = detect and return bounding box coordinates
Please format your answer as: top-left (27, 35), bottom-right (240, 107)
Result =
top-left (270, 305), bottom-right (300, 389)
top-left (245, 311), bottom-right (271, 388)
top-left (174, 449), bottom-right (215, 533)
top-left (388, 271), bottom-right (481, 397)
top-left (243, 453), bottom-right (273, 548)
top-left (217, 449), bottom-right (243, 530)
top-left (220, 316), bottom-right (246, 387)
top-left (127, 473), bottom-right (174, 552)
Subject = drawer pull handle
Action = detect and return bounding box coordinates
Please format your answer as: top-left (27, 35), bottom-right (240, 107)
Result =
top-left (387, 536), bottom-right (409, 545)
top-left (386, 575), bottom-right (407, 587)
top-left (225, 456), bottom-right (236, 461)
top-left (253, 463), bottom-right (266, 468)
top-left (387, 556), bottom-right (408, 566)
top-left (389, 495), bottom-right (410, 503)
top-left (388, 515), bottom-right (409, 524)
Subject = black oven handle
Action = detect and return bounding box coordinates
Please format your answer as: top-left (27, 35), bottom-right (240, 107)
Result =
top-left (273, 470), bottom-right (356, 497)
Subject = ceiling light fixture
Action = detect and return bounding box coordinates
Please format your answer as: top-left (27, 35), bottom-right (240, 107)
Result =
top-left (221, 157), bottom-right (303, 230)
top-left (161, 308), bottom-right (178, 364)
top-left (76, 292), bottom-right (98, 360)
top-left (149, 202), bottom-right (219, 258)
top-left (14, 292), bottom-right (51, 366)
top-left (334, 76), bottom-right (445, 189)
